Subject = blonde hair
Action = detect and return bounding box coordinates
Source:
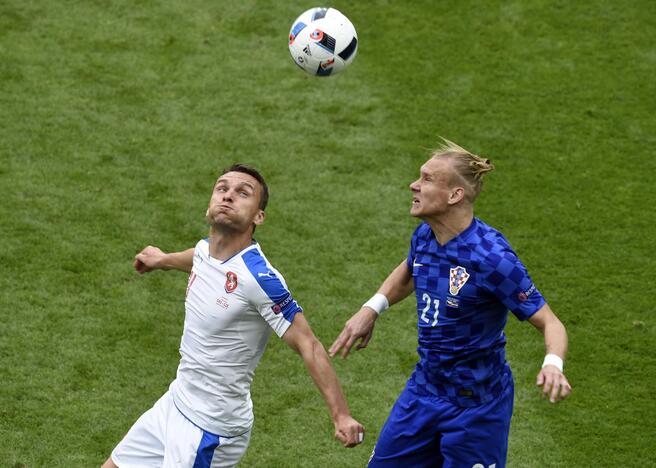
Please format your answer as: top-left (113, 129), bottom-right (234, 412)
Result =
top-left (431, 138), bottom-right (494, 202)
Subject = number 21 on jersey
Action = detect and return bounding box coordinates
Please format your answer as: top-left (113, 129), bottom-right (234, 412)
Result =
top-left (420, 293), bottom-right (440, 326)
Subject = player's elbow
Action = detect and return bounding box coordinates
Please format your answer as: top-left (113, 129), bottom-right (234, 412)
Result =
top-left (550, 317), bottom-right (568, 341)
top-left (529, 303), bottom-right (563, 330)
top-left (298, 334), bottom-right (326, 362)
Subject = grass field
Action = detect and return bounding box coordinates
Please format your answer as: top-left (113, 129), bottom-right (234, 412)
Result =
top-left (1, 0), bottom-right (655, 466)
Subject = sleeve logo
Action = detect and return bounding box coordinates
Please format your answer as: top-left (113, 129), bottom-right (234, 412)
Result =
top-left (225, 271), bottom-right (238, 293)
top-left (449, 266), bottom-right (470, 295)
top-left (517, 284), bottom-right (536, 302)
top-left (271, 294), bottom-right (293, 315)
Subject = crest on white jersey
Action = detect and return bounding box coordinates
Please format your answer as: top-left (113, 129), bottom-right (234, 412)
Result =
top-left (449, 266), bottom-right (470, 295)
top-left (225, 271), bottom-right (238, 293)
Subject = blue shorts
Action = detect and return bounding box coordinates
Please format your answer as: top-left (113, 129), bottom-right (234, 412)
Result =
top-left (368, 379), bottom-right (514, 468)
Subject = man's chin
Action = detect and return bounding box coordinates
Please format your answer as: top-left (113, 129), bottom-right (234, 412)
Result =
top-left (208, 215), bottom-right (236, 228)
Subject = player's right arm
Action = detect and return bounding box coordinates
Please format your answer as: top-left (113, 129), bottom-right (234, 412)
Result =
top-left (329, 259), bottom-right (414, 358)
top-left (134, 246), bottom-right (194, 274)
top-left (282, 313), bottom-right (365, 448)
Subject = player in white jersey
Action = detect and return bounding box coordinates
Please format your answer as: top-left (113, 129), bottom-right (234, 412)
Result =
top-left (102, 164), bottom-right (364, 468)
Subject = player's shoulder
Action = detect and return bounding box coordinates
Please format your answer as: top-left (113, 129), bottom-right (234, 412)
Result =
top-left (239, 242), bottom-right (268, 270)
top-left (412, 221), bottom-right (432, 239)
top-left (193, 238), bottom-right (209, 251)
top-left (239, 243), bottom-right (285, 281)
top-left (193, 238), bottom-right (210, 259)
top-left (238, 243), bottom-right (293, 299)
top-left (467, 218), bottom-right (518, 268)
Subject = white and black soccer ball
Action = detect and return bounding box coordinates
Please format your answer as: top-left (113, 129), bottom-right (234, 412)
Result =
top-left (288, 7), bottom-right (358, 77)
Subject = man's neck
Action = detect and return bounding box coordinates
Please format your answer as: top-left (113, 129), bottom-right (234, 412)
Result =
top-left (424, 209), bottom-right (474, 246)
top-left (208, 226), bottom-right (254, 261)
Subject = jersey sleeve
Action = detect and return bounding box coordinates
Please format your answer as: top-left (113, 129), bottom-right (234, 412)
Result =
top-left (242, 249), bottom-right (302, 337)
top-left (193, 238), bottom-right (209, 268)
top-left (480, 248), bottom-right (546, 321)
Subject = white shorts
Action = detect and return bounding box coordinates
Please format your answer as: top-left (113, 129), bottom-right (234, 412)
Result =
top-left (111, 391), bottom-right (251, 468)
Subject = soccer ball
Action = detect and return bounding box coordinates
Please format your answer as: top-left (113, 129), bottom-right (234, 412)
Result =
top-left (288, 7), bottom-right (358, 77)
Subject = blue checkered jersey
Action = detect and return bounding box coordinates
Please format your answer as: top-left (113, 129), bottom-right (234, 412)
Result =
top-left (407, 218), bottom-right (545, 407)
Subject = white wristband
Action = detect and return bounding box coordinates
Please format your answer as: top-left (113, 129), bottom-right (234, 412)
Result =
top-left (542, 354), bottom-right (564, 372)
top-left (363, 293), bottom-right (389, 315)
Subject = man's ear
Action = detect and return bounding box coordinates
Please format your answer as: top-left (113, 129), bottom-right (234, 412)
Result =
top-left (254, 209), bottom-right (265, 226)
top-left (448, 187), bottom-right (465, 205)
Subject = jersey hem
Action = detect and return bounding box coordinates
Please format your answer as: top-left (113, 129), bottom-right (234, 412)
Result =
top-left (172, 398), bottom-right (253, 439)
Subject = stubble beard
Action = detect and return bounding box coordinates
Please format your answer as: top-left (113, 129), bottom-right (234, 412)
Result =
top-left (207, 209), bottom-right (243, 234)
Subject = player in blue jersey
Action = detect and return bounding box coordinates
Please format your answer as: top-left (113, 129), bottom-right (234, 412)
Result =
top-left (329, 140), bottom-right (572, 467)
top-left (102, 164), bottom-right (364, 468)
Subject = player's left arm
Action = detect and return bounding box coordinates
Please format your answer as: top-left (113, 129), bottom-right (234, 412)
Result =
top-left (282, 313), bottom-right (365, 448)
top-left (527, 304), bottom-right (572, 403)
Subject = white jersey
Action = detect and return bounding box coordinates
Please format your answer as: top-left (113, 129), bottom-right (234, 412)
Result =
top-left (170, 239), bottom-right (302, 436)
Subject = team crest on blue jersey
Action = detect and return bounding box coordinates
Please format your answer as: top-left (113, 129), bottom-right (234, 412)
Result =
top-left (449, 266), bottom-right (470, 295)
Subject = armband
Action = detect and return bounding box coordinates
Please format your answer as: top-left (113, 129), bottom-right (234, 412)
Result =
top-left (363, 293), bottom-right (389, 315)
top-left (542, 354), bottom-right (564, 372)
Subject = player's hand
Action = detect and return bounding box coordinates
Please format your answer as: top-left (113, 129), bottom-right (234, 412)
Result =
top-left (134, 245), bottom-right (167, 274)
top-left (536, 366), bottom-right (571, 403)
top-left (333, 414), bottom-right (365, 448)
top-left (329, 307), bottom-right (378, 359)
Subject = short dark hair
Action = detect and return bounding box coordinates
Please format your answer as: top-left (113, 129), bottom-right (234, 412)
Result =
top-left (221, 163), bottom-right (269, 210)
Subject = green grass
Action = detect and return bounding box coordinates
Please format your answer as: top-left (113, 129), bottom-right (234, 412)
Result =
top-left (1, 0), bottom-right (655, 466)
